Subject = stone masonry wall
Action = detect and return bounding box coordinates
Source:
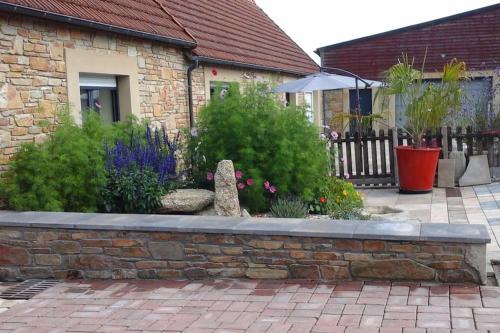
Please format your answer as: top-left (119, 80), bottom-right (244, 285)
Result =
top-left (0, 13), bottom-right (206, 171)
top-left (0, 227), bottom-right (485, 284)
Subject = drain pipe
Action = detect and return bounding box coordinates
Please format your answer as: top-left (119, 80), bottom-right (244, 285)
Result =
top-left (186, 57), bottom-right (199, 129)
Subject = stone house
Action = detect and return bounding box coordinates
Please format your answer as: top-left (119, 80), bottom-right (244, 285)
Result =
top-left (0, 0), bottom-right (319, 168)
top-left (316, 3), bottom-right (500, 133)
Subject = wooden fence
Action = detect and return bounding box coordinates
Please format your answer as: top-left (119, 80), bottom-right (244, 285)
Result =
top-left (331, 126), bottom-right (500, 187)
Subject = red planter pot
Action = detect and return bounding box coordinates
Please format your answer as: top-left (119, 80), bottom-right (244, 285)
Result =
top-left (396, 146), bottom-right (441, 193)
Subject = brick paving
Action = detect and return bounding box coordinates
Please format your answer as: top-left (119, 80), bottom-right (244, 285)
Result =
top-left (1, 279), bottom-right (500, 332)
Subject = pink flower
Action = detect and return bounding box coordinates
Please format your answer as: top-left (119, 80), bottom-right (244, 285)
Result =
top-left (235, 170), bottom-right (243, 180)
top-left (246, 178), bottom-right (254, 186)
top-left (344, 173), bottom-right (350, 179)
top-left (331, 131), bottom-right (338, 140)
top-left (264, 181), bottom-right (270, 190)
top-left (237, 183), bottom-right (245, 190)
top-left (269, 186), bottom-right (277, 194)
top-left (206, 172), bottom-right (214, 181)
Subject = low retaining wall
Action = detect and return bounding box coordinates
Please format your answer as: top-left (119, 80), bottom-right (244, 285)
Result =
top-left (0, 212), bottom-right (491, 284)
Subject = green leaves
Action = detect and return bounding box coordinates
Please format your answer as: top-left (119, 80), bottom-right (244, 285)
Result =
top-left (381, 54), bottom-right (467, 146)
top-left (186, 83), bottom-right (328, 212)
top-left (270, 196), bottom-right (309, 218)
top-left (100, 168), bottom-right (166, 214)
top-left (1, 110), bottom-right (144, 212)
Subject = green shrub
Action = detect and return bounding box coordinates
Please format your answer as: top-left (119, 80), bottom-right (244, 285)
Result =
top-left (101, 168), bottom-right (167, 214)
top-left (315, 176), bottom-right (364, 219)
top-left (0, 111), bottom-right (142, 212)
top-left (186, 83), bottom-right (328, 212)
top-left (270, 196), bottom-right (309, 218)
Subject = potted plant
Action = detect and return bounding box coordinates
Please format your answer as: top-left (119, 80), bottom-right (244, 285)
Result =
top-left (381, 55), bottom-right (466, 193)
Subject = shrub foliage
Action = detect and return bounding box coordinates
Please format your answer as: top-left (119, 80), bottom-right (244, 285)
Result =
top-left (315, 176), bottom-right (364, 220)
top-left (1, 111), bottom-right (178, 213)
top-left (186, 84), bottom-right (328, 212)
top-left (1, 112), bottom-right (117, 212)
top-left (270, 196), bottom-right (309, 218)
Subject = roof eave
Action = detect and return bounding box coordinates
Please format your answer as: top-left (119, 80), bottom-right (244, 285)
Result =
top-left (0, 1), bottom-right (197, 49)
top-left (195, 56), bottom-right (318, 77)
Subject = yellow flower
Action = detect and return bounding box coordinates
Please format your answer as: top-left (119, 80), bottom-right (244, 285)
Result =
top-left (343, 190), bottom-right (348, 196)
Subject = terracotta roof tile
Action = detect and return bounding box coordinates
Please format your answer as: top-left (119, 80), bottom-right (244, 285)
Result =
top-left (1, 0), bottom-right (318, 75)
top-left (163, 0), bottom-right (318, 74)
top-left (0, 0), bottom-right (196, 45)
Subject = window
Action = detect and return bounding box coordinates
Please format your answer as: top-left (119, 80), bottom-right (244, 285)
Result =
top-left (285, 92), bottom-right (291, 106)
top-left (210, 81), bottom-right (231, 99)
top-left (65, 49), bottom-right (140, 125)
top-left (304, 92), bottom-right (313, 122)
top-left (79, 74), bottom-right (119, 123)
top-left (349, 88), bottom-right (372, 132)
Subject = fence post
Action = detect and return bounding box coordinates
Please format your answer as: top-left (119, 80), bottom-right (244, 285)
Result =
top-left (441, 126), bottom-right (449, 159)
top-left (392, 128), bottom-right (399, 185)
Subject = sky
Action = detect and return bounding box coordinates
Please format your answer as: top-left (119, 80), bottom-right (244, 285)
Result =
top-left (255, 0), bottom-right (500, 64)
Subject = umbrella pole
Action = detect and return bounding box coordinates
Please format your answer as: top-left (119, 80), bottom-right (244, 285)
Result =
top-left (355, 78), bottom-right (361, 132)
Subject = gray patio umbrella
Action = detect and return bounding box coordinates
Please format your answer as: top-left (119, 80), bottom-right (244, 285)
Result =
top-left (274, 72), bottom-right (381, 93)
top-left (274, 69), bottom-right (382, 132)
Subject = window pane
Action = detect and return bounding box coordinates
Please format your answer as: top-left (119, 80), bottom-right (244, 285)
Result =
top-left (304, 92), bottom-right (313, 122)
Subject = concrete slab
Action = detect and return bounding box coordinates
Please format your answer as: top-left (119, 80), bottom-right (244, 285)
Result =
top-left (353, 220), bottom-right (421, 241)
top-left (420, 223), bottom-right (490, 243)
top-left (449, 150), bottom-right (467, 181)
top-left (459, 155), bottom-right (491, 186)
top-left (438, 159), bottom-right (456, 188)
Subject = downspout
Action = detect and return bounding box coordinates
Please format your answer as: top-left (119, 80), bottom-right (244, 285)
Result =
top-left (186, 57), bottom-right (199, 129)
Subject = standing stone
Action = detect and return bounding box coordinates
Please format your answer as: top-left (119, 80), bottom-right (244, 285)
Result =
top-left (449, 150), bottom-right (467, 181)
top-left (459, 155), bottom-right (491, 187)
top-left (214, 160), bottom-right (240, 216)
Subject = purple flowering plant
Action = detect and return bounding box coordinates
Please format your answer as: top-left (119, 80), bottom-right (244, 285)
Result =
top-left (101, 126), bottom-right (180, 213)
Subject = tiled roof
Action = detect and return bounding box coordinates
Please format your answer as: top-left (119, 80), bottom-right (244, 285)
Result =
top-left (162, 0), bottom-right (319, 75)
top-left (0, 0), bottom-right (196, 45)
top-left (0, 0), bottom-right (318, 75)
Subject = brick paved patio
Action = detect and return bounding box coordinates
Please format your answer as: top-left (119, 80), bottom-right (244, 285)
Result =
top-left (2, 279), bottom-right (500, 332)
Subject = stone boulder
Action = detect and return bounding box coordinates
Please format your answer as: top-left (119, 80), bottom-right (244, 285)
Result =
top-left (157, 189), bottom-right (214, 213)
top-left (214, 160), bottom-right (241, 216)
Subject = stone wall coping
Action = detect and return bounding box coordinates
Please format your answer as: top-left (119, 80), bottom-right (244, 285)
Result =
top-left (0, 211), bottom-right (491, 244)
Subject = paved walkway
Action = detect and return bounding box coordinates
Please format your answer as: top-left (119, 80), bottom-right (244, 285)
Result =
top-left (361, 184), bottom-right (500, 274)
top-left (2, 279), bottom-right (500, 332)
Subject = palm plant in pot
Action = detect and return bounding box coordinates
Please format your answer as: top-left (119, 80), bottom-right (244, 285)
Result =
top-left (381, 55), bottom-right (467, 193)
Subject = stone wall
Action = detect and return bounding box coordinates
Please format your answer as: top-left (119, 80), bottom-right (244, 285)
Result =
top-left (0, 13), bottom-right (206, 170)
top-left (0, 212), bottom-right (490, 284)
top-left (324, 90), bottom-right (345, 132)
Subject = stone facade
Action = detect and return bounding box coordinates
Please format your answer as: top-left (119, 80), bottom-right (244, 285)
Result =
top-left (0, 226), bottom-right (485, 284)
top-left (0, 13), bottom-right (205, 171)
top-left (0, 13), bottom-right (313, 171)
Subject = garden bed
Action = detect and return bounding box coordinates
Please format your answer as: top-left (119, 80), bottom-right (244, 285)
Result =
top-left (0, 211), bottom-right (490, 284)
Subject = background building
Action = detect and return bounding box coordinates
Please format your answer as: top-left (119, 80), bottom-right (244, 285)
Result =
top-left (316, 3), bottom-right (500, 132)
